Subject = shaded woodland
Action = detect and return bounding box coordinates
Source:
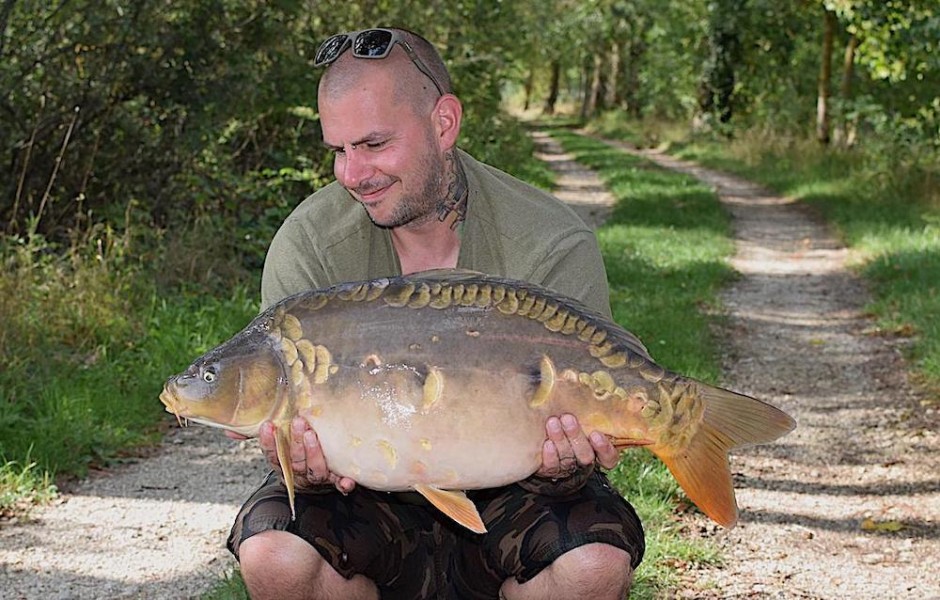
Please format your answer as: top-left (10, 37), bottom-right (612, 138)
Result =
top-left (1, 1), bottom-right (936, 270)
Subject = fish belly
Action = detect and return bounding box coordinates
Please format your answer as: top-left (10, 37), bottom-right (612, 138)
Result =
top-left (305, 368), bottom-right (549, 491)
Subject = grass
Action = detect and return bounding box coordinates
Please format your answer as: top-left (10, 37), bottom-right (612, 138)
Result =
top-left (0, 229), bottom-right (259, 514)
top-left (549, 128), bottom-right (733, 597)
top-left (0, 451), bottom-right (58, 518)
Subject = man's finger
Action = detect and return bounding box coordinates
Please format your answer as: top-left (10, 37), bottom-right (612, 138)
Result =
top-left (590, 431), bottom-right (621, 470)
top-left (289, 417), bottom-right (308, 473)
top-left (546, 416), bottom-right (573, 460)
top-left (302, 429), bottom-right (330, 484)
top-left (259, 422), bottom-right (280, 468)
top-left (561, 414), bottom-right (595, 466)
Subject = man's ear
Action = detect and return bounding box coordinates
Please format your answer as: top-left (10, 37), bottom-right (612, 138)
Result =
top-left (433, 95), bottom-right (463, 150)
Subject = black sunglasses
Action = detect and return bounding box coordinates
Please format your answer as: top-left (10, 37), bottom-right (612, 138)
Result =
top-left (314, 28), bottom-right (445, 97)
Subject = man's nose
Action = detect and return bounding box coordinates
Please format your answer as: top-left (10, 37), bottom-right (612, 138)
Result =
top-left (336, 149), bottom-right (373, 189)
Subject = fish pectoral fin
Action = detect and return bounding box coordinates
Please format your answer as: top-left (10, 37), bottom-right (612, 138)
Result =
top-left (609, 437), bottom-right (654, 450)
top-left (273, 424), bottom-right (297, 521)
top-left (413, 484), bottom-right (486, 534)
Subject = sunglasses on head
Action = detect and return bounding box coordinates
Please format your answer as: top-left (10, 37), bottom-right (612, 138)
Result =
top-left (314, 28), bottom-right (445, 97)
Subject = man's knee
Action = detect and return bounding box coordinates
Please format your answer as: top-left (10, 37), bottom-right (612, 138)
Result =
top-left (238, 531), bottom-right (320, 597)
top-left (556, 543), bottom-right (634, 594)
top-left (239, 531), bottom-right (379, 600)
top-left (504, 543), bottom-right (634, 599)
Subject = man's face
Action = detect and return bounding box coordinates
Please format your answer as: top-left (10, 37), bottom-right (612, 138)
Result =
top-left (319, 71), bottom-right (445, 229)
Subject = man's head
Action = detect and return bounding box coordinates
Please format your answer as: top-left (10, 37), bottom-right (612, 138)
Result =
top-left (316, 28), bottom-right (463, 230)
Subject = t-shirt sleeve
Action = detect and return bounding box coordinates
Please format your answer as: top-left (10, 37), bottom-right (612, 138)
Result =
top-left (529, 229), bottom-right (613, 320)
top-left (260, 218), bottom-right (329, 310)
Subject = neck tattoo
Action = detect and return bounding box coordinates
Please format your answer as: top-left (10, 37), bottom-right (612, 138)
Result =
top-left (437, 151), bottom-right (468, 230)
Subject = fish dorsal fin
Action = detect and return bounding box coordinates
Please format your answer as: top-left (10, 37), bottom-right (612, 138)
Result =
top-left (273, 423), bottom-right (297, 520)
top-left (409, 268), bottom-right (484, 281)
top-left (413, 484), bottom-right (486, 534)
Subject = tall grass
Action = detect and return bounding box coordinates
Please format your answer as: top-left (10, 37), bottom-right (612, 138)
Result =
top-left (549, 129), bottom-right (733, 598)
top-left (0, 223), bottom-right (259, 514)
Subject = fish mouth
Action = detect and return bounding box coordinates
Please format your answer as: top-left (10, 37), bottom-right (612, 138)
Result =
top-left (159, 385), bottom-right (189, 427)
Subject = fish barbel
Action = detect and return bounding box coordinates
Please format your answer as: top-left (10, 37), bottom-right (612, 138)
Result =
top-left (160, 270), bottom-right (795, 533)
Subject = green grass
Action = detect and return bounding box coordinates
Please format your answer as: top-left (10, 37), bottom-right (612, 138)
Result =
top-left (0, 230), bottom-right (259, 509)
top-left (549, 129), bottom-right (734, 598)
top-left (0, 450), bottom-right (58, 517)
top-left (201, 569), bottom-right (250, 600)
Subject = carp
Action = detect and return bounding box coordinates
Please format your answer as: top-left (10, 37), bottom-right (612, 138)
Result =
top-left (160, 270), bottom-right (795, 533)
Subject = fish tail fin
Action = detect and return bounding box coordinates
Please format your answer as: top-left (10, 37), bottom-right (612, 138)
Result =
top-left (651, 383), bottom-right (796, 528)
top-left (273, 424), bottom-right (297, 520)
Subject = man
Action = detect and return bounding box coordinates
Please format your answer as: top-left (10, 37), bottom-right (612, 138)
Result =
top-left (227, 28), bottom-right (644, 599)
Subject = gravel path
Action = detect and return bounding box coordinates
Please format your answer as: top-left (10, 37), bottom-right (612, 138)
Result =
top-left (2, 132), bottom-right (937, 599)
top-left (0, 427), bottom-right (266, 599)
top-left (600, 143), bottom-right (940, 599)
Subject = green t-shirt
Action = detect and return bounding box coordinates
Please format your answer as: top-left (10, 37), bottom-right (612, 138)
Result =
top-left (261, 150), bottom-right (611, 318)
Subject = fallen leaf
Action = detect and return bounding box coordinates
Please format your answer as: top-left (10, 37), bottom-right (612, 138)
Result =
top-left (860, 518), bottom-right (904, 533)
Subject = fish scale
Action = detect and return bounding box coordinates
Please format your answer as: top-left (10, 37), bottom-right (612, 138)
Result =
top-left (160, 269), bottom-right (796, 533)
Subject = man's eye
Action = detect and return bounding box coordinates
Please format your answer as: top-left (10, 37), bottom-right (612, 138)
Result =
top-left (366, 141), bottom-right (387, 150)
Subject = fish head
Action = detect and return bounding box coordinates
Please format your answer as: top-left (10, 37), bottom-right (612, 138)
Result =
top-left (159, 328), bottom-right (287, 437)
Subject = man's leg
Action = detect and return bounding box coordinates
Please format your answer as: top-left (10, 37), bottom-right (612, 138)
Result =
top-left (500, 543), bottom-right (633, 600)
top-left (239, 530), bottom-right (378, 600)
top-left (453, 471), bottom-right (644, 599)
top-left (229, 473), bottom-right (435, 599)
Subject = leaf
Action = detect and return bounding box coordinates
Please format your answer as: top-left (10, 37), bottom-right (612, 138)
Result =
top-left (860, 518), bottom-right (904, 533)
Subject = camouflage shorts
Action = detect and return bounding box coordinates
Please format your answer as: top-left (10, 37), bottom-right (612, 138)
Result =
top-left (228, 470), bottom-right (644, 599)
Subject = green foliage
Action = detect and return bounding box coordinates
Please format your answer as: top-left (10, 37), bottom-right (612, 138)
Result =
top-left (0, 227), bottom-right (258, 480)
top-left (0, 450), bottom-right (58, 517)
top-left (200, 569), bottom-right (249, 600)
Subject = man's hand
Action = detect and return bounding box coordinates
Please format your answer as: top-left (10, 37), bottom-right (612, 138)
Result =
top-left (536, 413), bottom-right (620, 479)
top-left (227, 417), bottom-right (356, 494)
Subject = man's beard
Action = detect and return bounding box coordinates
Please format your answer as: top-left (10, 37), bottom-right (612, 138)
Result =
top-left (363, 147), bottom-right (448, 230)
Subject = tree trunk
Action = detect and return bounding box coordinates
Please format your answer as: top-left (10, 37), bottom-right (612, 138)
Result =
top-left (582, 53), bottom-right (603, 119)
top-left (523, 66), bottom-right (535, 111)
top-left (816, 8), bottom-right (836, 145)
top-left (605, 41), bottom-right (620, 109)
top-left (542, 60), bottom-right (560, 115)
top-left (696, 0), bottom-right (744, 129)
top-left (836, 34), bottom-right (859, 147)
top-left (624, 38), bottom-right (645, 118)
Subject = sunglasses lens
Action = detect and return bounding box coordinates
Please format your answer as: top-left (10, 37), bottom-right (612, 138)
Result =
top-left (353, 29), bottom-right (394, 58)
top-left (315, 34), bottom-right (348, 66)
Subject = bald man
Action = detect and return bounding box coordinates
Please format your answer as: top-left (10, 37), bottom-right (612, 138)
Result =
top-left (227, 28), bottom-right (645, 600)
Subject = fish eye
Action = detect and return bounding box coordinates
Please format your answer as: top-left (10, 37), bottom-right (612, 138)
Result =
top-left (202, 367), bottom-right (217, 384)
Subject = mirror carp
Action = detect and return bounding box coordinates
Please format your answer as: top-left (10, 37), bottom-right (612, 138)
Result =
top-left (160, 270), bottom-right (795, 533)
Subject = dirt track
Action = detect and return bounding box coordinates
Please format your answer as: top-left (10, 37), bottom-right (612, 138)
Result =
top-left (1, 133), bottom-right (937, 599)
top-left (595, 139), bottom-right (940, 599)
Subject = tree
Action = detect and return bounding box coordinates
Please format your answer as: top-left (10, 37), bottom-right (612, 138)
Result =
top-left (696, 0), bottom-right (746, 129)
top-left (817, 6), bottom-right (838, 144)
